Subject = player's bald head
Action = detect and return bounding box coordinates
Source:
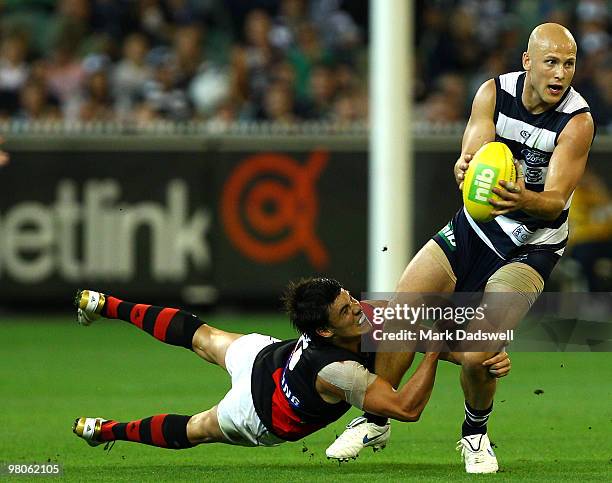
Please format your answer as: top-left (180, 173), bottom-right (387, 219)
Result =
top-left (522, 23), bottom-right (578, 108)
top-left (527, 23), bottom-right (576, 57)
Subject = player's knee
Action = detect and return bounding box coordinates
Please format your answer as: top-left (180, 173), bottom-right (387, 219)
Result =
top-left (192, 325), bottom-right (239, 367)
top-left (186, 413), bottom-right (205, 443)
top-left (186, 411), bottom-right (220, 444)
top-left (191, 324), bottom-right (213, 352)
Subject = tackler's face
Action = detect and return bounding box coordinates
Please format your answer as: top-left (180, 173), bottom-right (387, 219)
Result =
top-left (523, 37), bottom-right (576, 105)
top-left (324, 289), bottom-right (371, 339)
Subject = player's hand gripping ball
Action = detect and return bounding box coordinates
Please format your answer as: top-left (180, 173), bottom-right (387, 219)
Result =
top-left (462, 142), bottom-right (517, 222)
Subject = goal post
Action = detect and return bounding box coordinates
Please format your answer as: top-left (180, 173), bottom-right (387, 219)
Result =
top-left (368, 0), bottom-right (414, 291)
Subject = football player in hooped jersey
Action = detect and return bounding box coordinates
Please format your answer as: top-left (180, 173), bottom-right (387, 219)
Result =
top-left (329, 23), bottom-right (595, 473)
top-left (71, 279), bottom-right (510, 454)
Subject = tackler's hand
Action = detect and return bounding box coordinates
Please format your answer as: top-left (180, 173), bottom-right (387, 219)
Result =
top-left (482, 351), bottom-right (511, 378)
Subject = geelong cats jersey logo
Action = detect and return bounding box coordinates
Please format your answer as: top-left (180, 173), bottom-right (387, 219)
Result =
top-left (520, 148), bottom-right (550, 185)
top-left (521, 148), bottom-right (550, 167)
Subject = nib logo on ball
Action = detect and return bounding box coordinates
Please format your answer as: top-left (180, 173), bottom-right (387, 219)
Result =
top-left (469, 165), bottom-right (498, 205)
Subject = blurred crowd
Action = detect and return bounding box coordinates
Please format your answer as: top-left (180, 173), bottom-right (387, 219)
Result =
top-left (414, 0), bottom-right (611, 131)
top-left (0, 0), bottom-right (369, 125)
top-left (0, 0), bottom-right (609, 129)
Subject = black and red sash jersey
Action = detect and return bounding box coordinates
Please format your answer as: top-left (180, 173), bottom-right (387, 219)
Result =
top-left (251, 334), bottom-right (374, 442)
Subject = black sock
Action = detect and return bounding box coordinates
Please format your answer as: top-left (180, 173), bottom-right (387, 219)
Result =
top-left (102, 296), bottom-right (203, 349)
top-left (100, 414), bottom-right (193, 449)
top-left (364, 413), bottom-right (389, 426)
top-left (462, 401), bottom-right (493, 437)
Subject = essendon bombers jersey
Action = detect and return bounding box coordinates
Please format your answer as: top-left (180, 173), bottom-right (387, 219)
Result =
top-left (251, 334), bottom-right (373, 442)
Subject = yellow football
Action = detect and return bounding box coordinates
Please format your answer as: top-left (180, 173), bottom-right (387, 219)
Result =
top-left (462, 142), bottom-right (516, 222)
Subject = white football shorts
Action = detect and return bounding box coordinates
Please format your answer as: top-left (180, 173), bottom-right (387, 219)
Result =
top-left (216, 333), bottom-right (285, 447)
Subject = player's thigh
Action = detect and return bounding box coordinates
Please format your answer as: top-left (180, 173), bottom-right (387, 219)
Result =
top-left (395, 240), bottom-right (457, 294)
top-left (481, 261), bottom-right (544, 330)
top-left (192, 325), bottom-right (244, 369)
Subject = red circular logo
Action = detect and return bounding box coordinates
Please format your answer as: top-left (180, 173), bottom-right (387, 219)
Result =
top-left (221, 151), bottom-right (329, 269)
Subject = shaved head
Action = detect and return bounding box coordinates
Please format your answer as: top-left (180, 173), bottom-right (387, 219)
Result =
top-left (521, 23), bottom-right (578, 111)
top-left (527, 23), bottom-right (577, 57)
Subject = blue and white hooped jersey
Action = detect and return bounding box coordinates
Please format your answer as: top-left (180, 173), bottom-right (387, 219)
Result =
top-left (465, 71), bottom-right (591, 259)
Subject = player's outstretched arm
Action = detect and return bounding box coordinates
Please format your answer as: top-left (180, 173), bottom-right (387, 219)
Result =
top-left (316, 353), bottom-right (439, 422)
top-left (316, 351), bottom-right (510, 422)
top-left (360, 352), bottom-right (440, 422)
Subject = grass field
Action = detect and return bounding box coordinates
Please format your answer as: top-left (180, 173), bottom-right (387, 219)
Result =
top-left (2, 313), bottom-right (611, 481)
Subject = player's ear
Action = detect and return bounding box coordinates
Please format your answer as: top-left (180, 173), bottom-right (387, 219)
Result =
top-left (316, 327), bottom-right (334, 338)
top-left (522, 52), bottom-right (530, 71)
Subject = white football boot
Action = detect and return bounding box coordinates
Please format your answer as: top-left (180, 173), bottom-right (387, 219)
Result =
top-left (75, 289), bottom-right (106, 326)
top-left (72, 417), bottom-right (107, 447)
top-left (457, 433), bottom-right (499, 473)
top-left (326, 416), bottom-right (390, 461)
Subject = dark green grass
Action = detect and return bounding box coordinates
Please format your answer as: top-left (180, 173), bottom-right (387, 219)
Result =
top-left (1, 314), bottom-right (611, 481)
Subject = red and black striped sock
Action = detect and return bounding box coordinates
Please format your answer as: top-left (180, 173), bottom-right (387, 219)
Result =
top-left (101, 296), bottom-right (203, 350)
top-left (99, 414), bottom-right (193, 449)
